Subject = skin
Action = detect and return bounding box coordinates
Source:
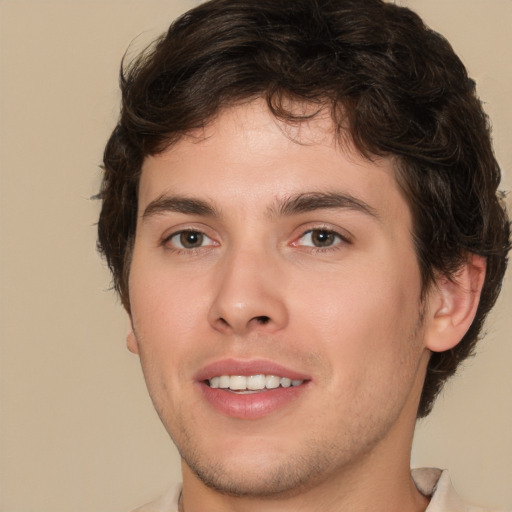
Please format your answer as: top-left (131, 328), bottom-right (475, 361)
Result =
top-left (127, 99), bottom-right (485, 512)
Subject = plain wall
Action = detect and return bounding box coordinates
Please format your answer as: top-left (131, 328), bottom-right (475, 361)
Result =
top-left (0, 1), bottom-right (510, 511)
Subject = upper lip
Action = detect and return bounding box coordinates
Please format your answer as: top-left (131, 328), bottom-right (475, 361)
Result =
top-left (194, 358), bottom-right (311, 382)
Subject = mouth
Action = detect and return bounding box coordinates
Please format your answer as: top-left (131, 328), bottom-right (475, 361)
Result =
top-left (207, 374), bottom-right (304, 393)
top-left (196, 359), bottom-right (310, 419)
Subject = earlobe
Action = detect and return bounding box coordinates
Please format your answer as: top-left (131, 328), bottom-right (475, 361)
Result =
top-left (425, 255), bottom-right (486, 353)
top-left (126, 320), bottom-right (140, 355)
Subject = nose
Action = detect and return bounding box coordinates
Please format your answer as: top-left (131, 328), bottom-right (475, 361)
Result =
top-left (207, 247), bottom-right (289, 336)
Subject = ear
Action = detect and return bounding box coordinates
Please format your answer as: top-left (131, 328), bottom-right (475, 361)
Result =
top-left (126, 319), bottom-right (140, 355)
top-left (424, 255), bottom-right (486, 352)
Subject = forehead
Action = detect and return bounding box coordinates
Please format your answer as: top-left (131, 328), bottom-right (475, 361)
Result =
top-left (138, 99), bottom-right (407, 223)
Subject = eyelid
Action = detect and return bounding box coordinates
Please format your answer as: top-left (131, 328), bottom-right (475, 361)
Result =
top-left (160, 225), bottom-right (220, 251)
top-left (172, 230), bottom-right (215, 248)
top-left (291, 224), bottom-right (353, 249)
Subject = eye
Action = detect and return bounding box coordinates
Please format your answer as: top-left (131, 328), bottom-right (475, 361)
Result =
top-left (166, 230), bottom-right (216, 250)
top-left (296, 229), bottom-right (347, 248)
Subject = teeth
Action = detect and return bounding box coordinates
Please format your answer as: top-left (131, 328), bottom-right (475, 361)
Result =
top-left (219, 375), bottom-right (230, 388)
top-left (265, 375), bottom-right (280, 389)
top-left (247, 374), bottom-right (266, 390)
top-left (230, 375), bottom-right (246, 390)
top-left (207, 374), bottom-right (304, 391)
top-left (280, 377), bottom-right (291, 388)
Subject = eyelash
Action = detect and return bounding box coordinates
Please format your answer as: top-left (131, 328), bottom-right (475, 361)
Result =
top-left (161, 229), bottom-right (217, 253)
top-left (293, 227), bottom-right (351, 251)
top-left (161, 227), bottom-right (351, 253)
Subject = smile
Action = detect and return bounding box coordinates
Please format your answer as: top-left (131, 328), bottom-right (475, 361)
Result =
top-left (208, 374), bottom-right (304, 391)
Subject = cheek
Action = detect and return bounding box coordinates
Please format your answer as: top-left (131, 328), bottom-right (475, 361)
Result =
top-left (290, 251), bottom-right (423, 375)
top-left (128, 255), bottom-right (211, 359)
top-left (128, 266), bottom-right (205, 413)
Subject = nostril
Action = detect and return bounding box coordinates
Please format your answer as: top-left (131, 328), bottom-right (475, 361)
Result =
top-left (213, 315), bottom-right (274, 332)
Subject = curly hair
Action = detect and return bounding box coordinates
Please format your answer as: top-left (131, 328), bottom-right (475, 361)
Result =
top-left (97, 0), bottom-right (510, 417)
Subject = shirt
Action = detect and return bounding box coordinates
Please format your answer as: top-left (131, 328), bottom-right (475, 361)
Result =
top-left (131, 468), bottom-right (499, 512)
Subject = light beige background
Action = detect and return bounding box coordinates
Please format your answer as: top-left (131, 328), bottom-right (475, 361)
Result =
top-left (0, 1), bottom-right (510, 511)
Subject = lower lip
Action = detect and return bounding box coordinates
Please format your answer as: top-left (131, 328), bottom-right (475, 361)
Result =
top-left (198, 382), bottom-right (308, 419)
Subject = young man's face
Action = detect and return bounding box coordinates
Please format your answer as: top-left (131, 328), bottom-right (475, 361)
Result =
top-left (128, 99), bottom-right (433, 497)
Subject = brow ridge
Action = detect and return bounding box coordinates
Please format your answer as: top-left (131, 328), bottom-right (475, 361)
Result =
top-left (142, 195), bottom-right (217, 219)
top-left (142, 191), bottom-right (378, 221)
top-left (272, 191), bottom-right (378, 219)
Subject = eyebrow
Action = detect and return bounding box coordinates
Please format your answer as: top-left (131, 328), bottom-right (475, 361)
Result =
top-left (271, 192), bottom-right (379, 219)
top-left (142, 195), bottom-right (218, 219)
top-left (141, 191), bottom-right (378, 221)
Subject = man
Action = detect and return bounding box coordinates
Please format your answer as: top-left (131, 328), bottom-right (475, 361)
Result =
top-left (97, 0), bottom-right (510, 511)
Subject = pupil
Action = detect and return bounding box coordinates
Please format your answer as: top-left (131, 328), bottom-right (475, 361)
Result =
top-left (313, 230), bottom-right (333, 247)
top-left (181, 231), bottom-right (203, 248)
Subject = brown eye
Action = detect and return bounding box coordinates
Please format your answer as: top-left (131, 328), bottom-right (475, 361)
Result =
top-left (310, 230), bottom-right (336, 247)
top-left (296, 229), bottom-right (346, 248)
top-left (179, 231), bottom-right (204, 248)
top-left (165, 230), bottom-right (216, 250)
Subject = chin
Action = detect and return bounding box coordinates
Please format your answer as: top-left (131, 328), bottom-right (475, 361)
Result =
top-left (180, 436), bottom-right (349, 499)
top-left (187, 458), bottom-right (315, 498)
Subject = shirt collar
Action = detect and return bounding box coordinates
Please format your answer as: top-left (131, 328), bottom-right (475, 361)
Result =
top-left (412, 468), bottom-right (469, 512)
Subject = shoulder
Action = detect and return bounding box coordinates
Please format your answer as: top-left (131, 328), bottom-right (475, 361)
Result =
top-left (130, 484), bottom-right (181, 512)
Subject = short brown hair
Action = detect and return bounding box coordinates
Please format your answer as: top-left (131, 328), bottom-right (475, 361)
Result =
top-left (98, 0), bottom-right (510, 417)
